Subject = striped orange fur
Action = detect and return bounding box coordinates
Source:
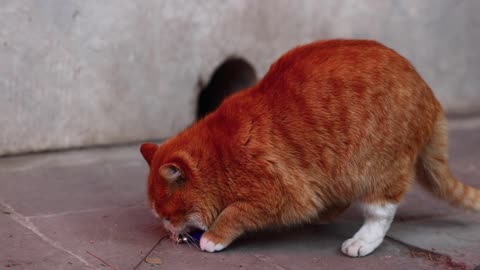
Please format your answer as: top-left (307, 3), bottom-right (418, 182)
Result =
top-left (140, 40), bottom-right (479, 256)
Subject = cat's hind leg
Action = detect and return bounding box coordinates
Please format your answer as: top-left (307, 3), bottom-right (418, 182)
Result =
top-left (316, 202), bottom-right (351, 224)
top-left (341, 202), bottom-right (397, 257)
top-left (341, 157), bottom-right (414, 257)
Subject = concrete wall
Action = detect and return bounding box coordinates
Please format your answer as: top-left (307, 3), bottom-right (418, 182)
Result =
top-left (1, 0), bottom-right (479, 156)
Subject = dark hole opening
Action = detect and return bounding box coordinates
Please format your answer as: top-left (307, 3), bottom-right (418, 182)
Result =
top-left (196, 57), bottom-right (257, 120)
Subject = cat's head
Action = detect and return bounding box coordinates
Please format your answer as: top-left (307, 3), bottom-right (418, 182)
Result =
top-left (140, 142), bottom-right (215, 236)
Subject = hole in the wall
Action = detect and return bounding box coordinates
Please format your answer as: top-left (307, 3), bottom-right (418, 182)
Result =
top-left (196, 56), bottom-right (257, 120)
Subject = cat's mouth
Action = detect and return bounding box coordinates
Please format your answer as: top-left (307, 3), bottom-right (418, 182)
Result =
top-left (156, 213), bottom-right (206, 236)
top-left (150, 201), bottom-right (207, 234)
top-left (163, 220), bottom-right (205, 245)
top-left (162, 218), bottom-right (205, 244)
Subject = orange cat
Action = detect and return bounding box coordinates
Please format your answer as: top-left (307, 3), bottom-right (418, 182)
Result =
top-left (140, 40), bottom-right (479, 257)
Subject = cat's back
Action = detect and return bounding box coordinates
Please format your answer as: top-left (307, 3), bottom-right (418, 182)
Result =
top-left (249, 39), bottom-right (441, 174)
top-left (260, 39), bottom-right (422, 97)
top-left (197, 40), bottom-right (441, 170)
top-left (258, 39), bottom-right (440, 129)
top-left (263, 39), bottom-right (388, 79)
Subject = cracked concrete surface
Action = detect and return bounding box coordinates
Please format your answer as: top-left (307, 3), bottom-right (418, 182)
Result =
top-left (1, 117), bottom-right (480, 269)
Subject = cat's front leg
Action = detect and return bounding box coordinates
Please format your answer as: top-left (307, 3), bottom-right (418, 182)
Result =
top-left (200, 202), bottom-right (271, 252)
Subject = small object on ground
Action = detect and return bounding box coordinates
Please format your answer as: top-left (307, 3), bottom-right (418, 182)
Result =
top-left (175, 230), bottom-right (204, 245)
top-left (176, 235), bottom-right (188, 244)
top-left (145, 257), bottom-right (162, 265)
top-left (190, 230), bottom-right (204, 242)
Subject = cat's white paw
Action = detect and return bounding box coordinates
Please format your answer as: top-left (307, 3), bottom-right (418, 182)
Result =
top-left (200, 235), bottom-right (225, 252)
top-left (341, 238), bottom-right (381, 257)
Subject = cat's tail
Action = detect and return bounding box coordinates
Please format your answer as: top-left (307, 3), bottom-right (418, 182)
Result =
top-left (416, 114), bottom-right (480, 211)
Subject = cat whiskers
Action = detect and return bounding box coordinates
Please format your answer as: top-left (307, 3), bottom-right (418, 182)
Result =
top-left (171, 231), bottom-right (200, 249)
top-left (183, 235), bottom-right (193, 249)
top-left (183, 232), bottom-right (200, 249)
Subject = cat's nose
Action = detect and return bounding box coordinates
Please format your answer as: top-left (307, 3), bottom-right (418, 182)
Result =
top-left (163, 218), bottom-right (177, 233)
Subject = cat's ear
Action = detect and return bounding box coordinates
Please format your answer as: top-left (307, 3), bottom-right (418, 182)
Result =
top-left (140, 143), bottom-right (158, 166)
top-left (159, 163), bottom-right (185, 184)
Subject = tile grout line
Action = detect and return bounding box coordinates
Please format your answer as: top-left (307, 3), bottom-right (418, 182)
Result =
top-left (0, 199), bottom-right (97, 270)
top-left (132, 236), bottom-right (168, 270)
top-left (26, 205), bottom-right (146, 219)
top-left (253, 254), bottom-right (290, 270)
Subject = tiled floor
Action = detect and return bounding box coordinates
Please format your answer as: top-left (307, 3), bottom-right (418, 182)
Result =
top-left (1, 118), bottom-right (480, 270)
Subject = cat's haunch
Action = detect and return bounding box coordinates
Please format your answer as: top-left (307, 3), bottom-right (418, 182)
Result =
top-left (141, 39), bottom-right (479, 256)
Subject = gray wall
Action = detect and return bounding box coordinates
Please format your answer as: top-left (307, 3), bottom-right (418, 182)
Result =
top-left (1, 0), bottom-right (479, 156)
